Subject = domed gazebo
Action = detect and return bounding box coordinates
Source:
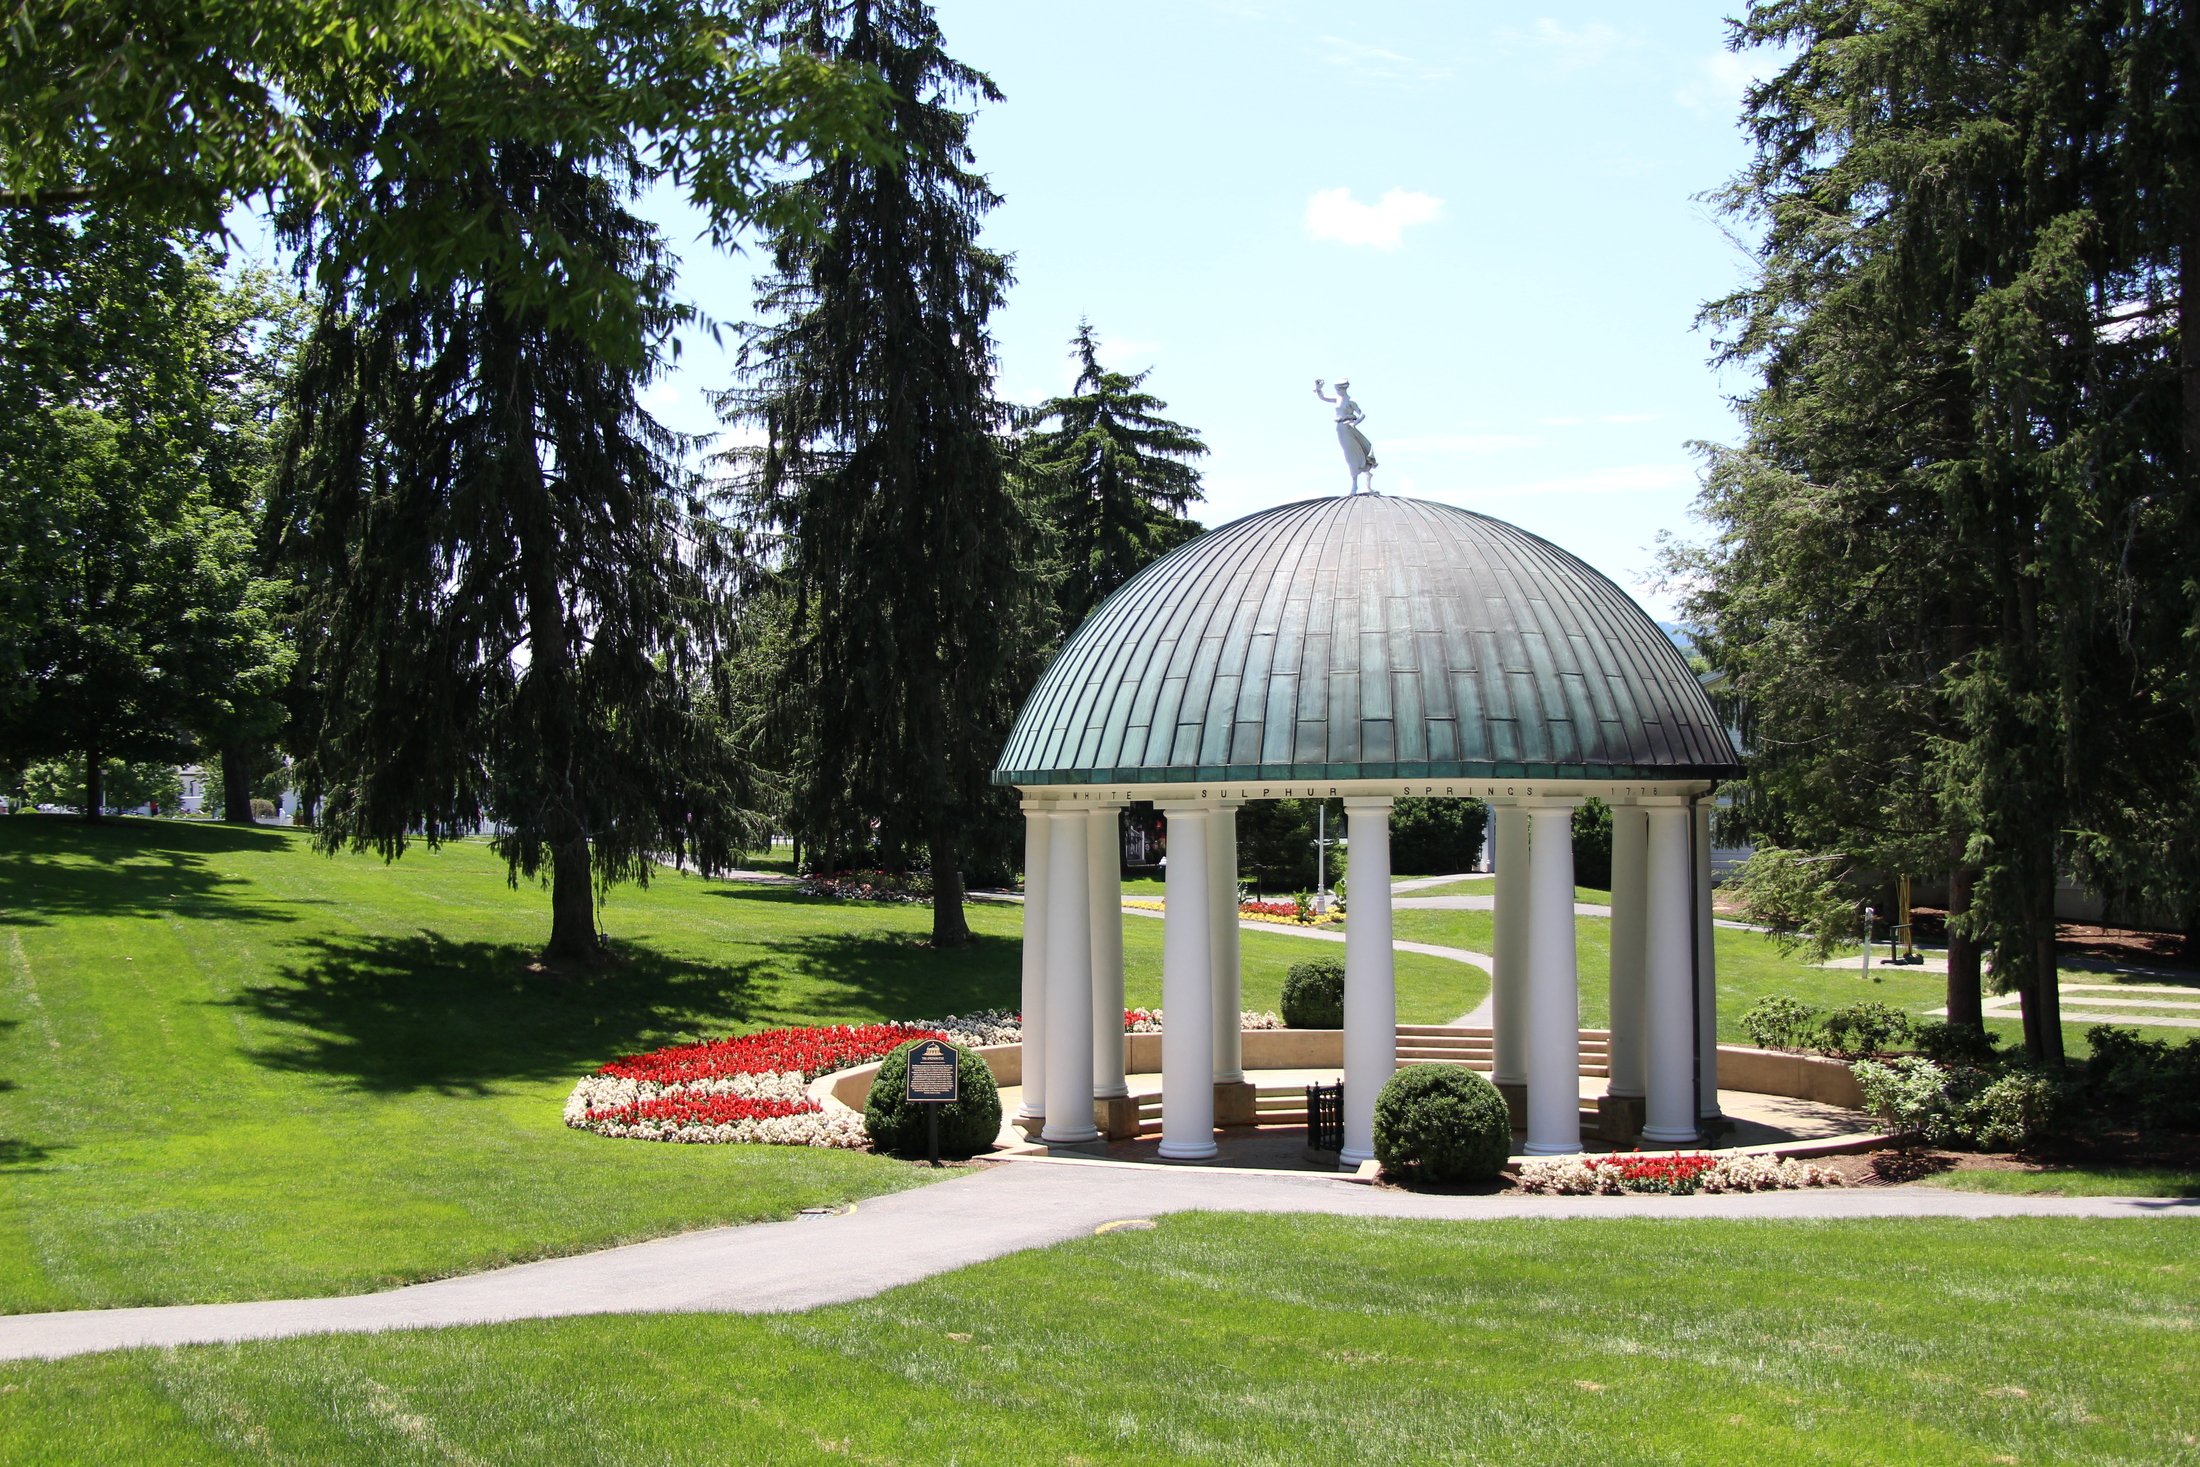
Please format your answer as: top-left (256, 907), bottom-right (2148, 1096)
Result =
top-left (993, 494), bottom-right (1742, 1164)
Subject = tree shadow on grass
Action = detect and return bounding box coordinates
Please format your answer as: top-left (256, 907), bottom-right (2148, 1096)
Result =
top-left (751, 929), bottom-right (1023, 1025)
top-left (229, 932), bottom-right (776, 1095)
top-left (225, 904), bottom-right (1026, 1094)
top-left (0, 816), bottom-right (300, 929)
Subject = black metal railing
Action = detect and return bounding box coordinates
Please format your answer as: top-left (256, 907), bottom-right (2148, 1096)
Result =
top-left (1306, 1081), bottom-right (1343, 1153)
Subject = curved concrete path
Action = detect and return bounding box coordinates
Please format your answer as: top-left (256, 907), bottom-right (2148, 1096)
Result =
top-left (4, 1161), bottom-right (2189, 1364)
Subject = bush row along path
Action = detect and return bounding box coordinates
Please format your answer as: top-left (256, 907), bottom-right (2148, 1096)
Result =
top-left (5, 1159), bottom-right (2190, 1364)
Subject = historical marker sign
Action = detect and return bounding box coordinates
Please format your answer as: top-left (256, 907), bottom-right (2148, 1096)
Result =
top-left (905, 1039), bottom-right (961, 1103)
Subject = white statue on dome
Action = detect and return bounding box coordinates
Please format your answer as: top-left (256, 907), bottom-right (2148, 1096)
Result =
top-left (1314, 378), bottom-right (1377, 494)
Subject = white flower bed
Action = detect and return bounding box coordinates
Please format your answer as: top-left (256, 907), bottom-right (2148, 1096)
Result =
top-left (1515, 1152), bottom-right (1847, 1196)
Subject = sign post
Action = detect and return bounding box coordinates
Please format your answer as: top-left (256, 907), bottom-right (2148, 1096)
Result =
top-left (903, 1039), bottom-right (961, 1168)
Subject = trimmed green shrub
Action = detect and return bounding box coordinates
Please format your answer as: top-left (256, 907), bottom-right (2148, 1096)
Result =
top-left (1821, 1001), bottom-right (1913, 1056)
top-left (1372, 1064), bottom-right (1513, 1186)
top-left (1912, 1020), bottom-right (2002, 1066)
top-left (1850, 1055), bottom-right (2066, 1151)
top-left (863, 1040), bottom-right (1001, 1158)
top-left (1281, 958), bottom-right (1346, 1028)
top-left (1966, 1068), bottom-right (2064, 1151)
top-left (1740, 996), bottom-right (1825, 1051)
top-left (2082, 1025), bottom-right (2200, 1131)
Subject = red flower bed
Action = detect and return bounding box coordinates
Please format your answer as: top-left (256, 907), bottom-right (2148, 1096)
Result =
top-left (587, 1093), bottom-right (821, 1128)
top-left (1241, 900), bottom-right (1300, 917)
top-left (596, 1023), bottom-right (947, 1085)
top-left (1593, 1152), bottom-right (1719, 1194)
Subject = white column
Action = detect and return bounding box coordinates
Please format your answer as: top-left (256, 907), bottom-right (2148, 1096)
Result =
top-left (1642, 799), bottom-right (1699, 1145)
top-left (1041, 810), bottom-right (1098, 1143)
top-left (1606, 800), bottom-right (1648, 1099)
top-left (1340, 796), bottom-right (1395, 1167)
top-left (1490, 802), bottom-right (1528, 1086)
top-left (1088, 805), bottom-right (1128, 1100)
top-left (1694, 799), bottom-right (1723, 1120)
top-left (1015, 798), bottom-right (1050, 1123)
top-left (1158, 804), bottom-right (1216, 1160)
top-left (1523, 799), bottom-right (1582, 1155)
top-left (1209, 801), bottom-right (1244, 1084)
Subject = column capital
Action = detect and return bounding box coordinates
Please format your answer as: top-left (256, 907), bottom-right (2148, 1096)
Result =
top-left (1340, 794), bottom-right (1394, 813)
top-left (1019, 795), bottom-right (1061, 814)
top-left (1633, 793), bottom-right (1692, 809)
top-left (1154, 796), bottom-right (1225, 812)
top-left (1514, 794), bottom-right (1581, 812)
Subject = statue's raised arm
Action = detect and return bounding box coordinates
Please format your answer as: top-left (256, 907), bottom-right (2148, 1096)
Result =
top-left (1317, 376), bottom-right (1377, 494)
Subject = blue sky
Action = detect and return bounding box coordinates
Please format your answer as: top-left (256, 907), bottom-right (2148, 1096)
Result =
top-left (640, 2), bottom-right (1781, 617)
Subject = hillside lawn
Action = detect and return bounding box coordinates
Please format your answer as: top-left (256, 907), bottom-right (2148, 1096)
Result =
top-left (2, 1213), bottom-right (2193, 1465)
top-left (0, 818), bottom-right (1483, 1313)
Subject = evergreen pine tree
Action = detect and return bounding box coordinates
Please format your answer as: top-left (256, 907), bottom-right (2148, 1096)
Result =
top-left (1020, 320), bottom-right (1206, 634)
top-left (723, 0), bottom-right (1043, 946)
top-left (276, 139), bottom-right (768, 962)
top-left (1689, 0), bottom-right (2197, 1060)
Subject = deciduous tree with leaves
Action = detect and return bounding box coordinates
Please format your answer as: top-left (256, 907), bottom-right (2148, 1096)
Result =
top-left (0, 211), bottom-right (293, 821)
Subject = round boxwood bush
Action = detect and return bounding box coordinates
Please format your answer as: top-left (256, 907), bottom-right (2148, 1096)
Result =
top-left (1372, 1064), bottom-right (1513, 1185)
top-left (1282, 958), bottom-right (1346, 1028)
top-left (863, 1039), bottom-right (1002, 1158)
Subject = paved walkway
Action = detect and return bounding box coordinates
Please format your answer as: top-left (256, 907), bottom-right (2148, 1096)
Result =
top-left (4, 1163), bottom-right (2189, 1364)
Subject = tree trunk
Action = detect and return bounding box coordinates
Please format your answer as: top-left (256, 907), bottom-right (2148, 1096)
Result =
top-left (2016, 862), bottom-right (2064, 1065)
top-left (929, 817), bottom-right (971, 947)
top-left (83, 748), bottom-right (103, 822)
top-left (2032, 920), bottom-right (2064, 1067)
top-left (220, 742), bottom-right (257, 825)
top-left (1945, 858), bottom-right (1984, 1030)
top-left (545, 837), bottom-right (598, 964)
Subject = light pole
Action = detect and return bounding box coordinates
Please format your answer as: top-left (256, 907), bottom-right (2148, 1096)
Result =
top-left (1311, 803), bottom-right (1340, 912)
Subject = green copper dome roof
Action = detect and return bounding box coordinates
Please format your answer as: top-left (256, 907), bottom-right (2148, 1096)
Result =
top-left (995, 495), bottom-right (1740, 786)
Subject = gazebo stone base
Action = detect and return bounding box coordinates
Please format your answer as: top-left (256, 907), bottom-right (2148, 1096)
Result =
top-left (1597, 1093), bottom-right (1645, 1145)
top-left (1213, 1079), bottom-right (1258, 1128)
top-left (1095, 1095), bottom-right (1142, 1141)
top-left (1496, 1080), bottom-right (1527, 1129)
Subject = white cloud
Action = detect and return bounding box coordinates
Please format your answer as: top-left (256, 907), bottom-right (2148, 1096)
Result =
top-left (1675, 48), bottom-right (1768, 113)
top-left (1384, 433), bottom-right (1540, 454)
top-left (1303, 187), bottom-right (1443, 249)
top-left (1450, 463), bottom-right (1696, 498)
top-left (1315, 34), bottom-right (1451, 85)
top-left (1536, 415), bottom-right (1584, 427)
top-left (1600, 412), bottom-right (1662, 424)
top-left (1503, 18), bottom-right (1631, 74)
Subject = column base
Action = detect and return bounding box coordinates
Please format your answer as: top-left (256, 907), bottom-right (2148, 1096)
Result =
top-left (1597, 1093), bottom-right (1645, 1145)
top-left (1213, 1079), bottom-right (1257, 1128)
top-left (1523, 1139), bottom-right (1582, 1156)
top-left (1495, 1080), bottom-right (1527, 1129)
top-left (1093, 1083), bottom-right (1130, 1100)
top-left (1157, 1139), bottom-right (1218, 1161)
top-left (1641, 1125), bottom-right (1701, 1146)
top-left (1094, 1095), bottom-right (1141, 1141)
top-left (1339, 1145), bottom-right (1373, 1167)
top-left (1040, 1120), bottom-right (1101, 1144)
top-left (1012, 1110), bottom-right (1046, 1140)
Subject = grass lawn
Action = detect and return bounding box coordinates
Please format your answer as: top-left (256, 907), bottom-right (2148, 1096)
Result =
top-left (4, 1213), bottom-right (2193, 1465)
top-left (0, 818), bottom-right (1480, 1313)
top-left (1405, 874), bottom-right (1612, 904)
top-left (1385, 907), bottom-right (2192, 1056)
top-left (1922, 1167), bottom-right (2200, 1198)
